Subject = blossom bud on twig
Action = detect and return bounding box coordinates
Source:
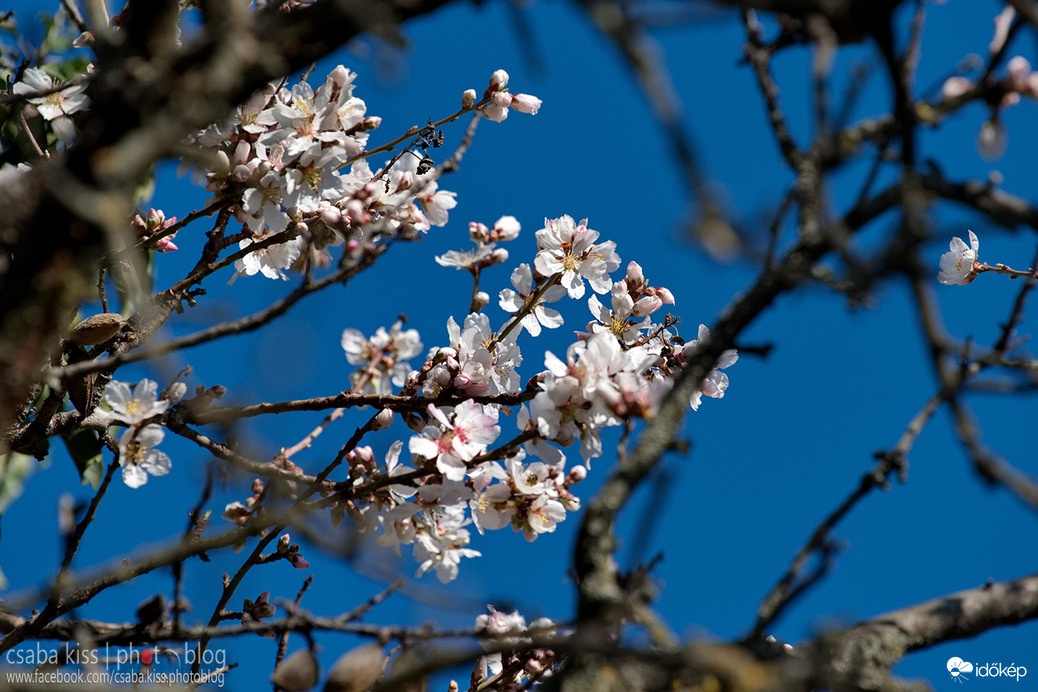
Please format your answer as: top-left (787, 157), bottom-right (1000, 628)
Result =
top-left (489, 69), bottom-right (509, 92)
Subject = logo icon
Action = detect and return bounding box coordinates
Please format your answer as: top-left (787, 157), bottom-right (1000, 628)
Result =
top-left (948, 657), bottom-right (974, 683)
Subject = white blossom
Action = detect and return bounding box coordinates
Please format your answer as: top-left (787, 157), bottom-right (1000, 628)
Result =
top-left (104, 379), bottom-right (171, 425)
top-left (682, 324), bottom-right (739, 411)
top-left (13, 67), bottom-right (89, 121)
top-left (938, 230), bottom-right (981, 286)
top-left (118, 424), bottom-right (172, 488)
top-left (409, 401), bottom-right (501, 481)
top-left (341, 320), bottom-right (423, 394)
top-left (533, 215), bottom-right (621, 299)
top-left (412, 506), bottom-right (481, 583)
top-left (499, 264), bottom-right (565, 336)
top-left (234, 235), bottom-right (302, 280)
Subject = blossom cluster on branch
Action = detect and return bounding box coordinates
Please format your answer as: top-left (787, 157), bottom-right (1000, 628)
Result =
top-left (9, 42), bottom-right (740, 589)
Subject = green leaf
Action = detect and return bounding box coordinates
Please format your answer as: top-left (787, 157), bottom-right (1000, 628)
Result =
top-left (62, 427), bottom-right (104, 488)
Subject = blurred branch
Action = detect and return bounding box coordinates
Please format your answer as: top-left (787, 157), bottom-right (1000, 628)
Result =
top-left (742, 10), bottom-right (801, 166)
top-left (920, 168), bottom-right (1038, 231)
top-left (949, 398), bottom-right (1038, 512)
top-left (748, 390), bottom-right (942, 640)
top-left (574, 0), bottom-right (722, 234)
top-left (564, 182), bottom-right (902, 685)
top-left (553, 570), bottom-right (1038, 691)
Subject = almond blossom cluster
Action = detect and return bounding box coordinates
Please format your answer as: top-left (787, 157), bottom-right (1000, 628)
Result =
top-left (131, 208), bottom-right (179, 253)
top-left (16, 48), bottom-right (734, 585)
top-left (184, 66), bottom-right (537, 281)
top-left (325, 215), bottom-right (738, 581)
top-left (469, 606), bottom-right (559, 688)
top-left (101, 378), bottom-right (185, 488)
top-left (341, 320), bottom-right (424, 395)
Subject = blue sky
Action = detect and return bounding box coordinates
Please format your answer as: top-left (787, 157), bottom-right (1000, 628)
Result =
top-left (3, 0), bottom-right (1038, 689)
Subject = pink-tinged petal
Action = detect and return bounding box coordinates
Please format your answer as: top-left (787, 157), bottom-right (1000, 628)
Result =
top-left (427, 403), bottom-right (452, 429)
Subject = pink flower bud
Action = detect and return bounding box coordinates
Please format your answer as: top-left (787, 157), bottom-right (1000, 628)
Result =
top-left (510, 93), bottom-right (541, 114)
top-left (356, 446), bottom-right (375, 467)
top-left (1008, 56), bottom-right (1032, 91)
top-left (489, 69), bottom-right (509, 91)
top-left (474, 656), bottom-right (488, 682)
top-left (163, 382), bottom-right (188, 402)
top-left (433, 368), bottom-right (452, 389)
top-left (480, 102), bottom-right (509, 122)
top-left (212, 150), bottom-right (230, 176)
top-left (329, 65), bottom-right (350, 87)
top-left (940, 76), bottom-right (972, 101)
top-left (480, 91), bottom-right (513, 122)
top-left (568, 465), bottom-right (587, 484)
top-left (489, 248), bottom-right (509, 265)
top-left (287, 552), bottom-right (309, 570)
top-left (277, 534), bottom-right (291, 552)
top-left (146, 208), bottom-right (165, 230)
top-left (154, 237), bottom-right (178, 252)
top-left (462, 89), bottom-right (477, 108)
top-left (372, 408), bottom-right (394, 430)
top-left (222, 502), bottom-right (252, 524)
top-left (345, 199), bottom-right (367, 222)
top-left (626, 261), bottom-right (645, 284)
top-left (131, 214), bottom-right (147, 235)
top-left (654, 286), bottom-right (675, 304)
top-left (362, 116), bottom-right (381, 130)
top-left (468, 221), bottom-right (490, 243)
top-left (321, 206), bottom-right (342, 227)
top-left (632, 295), bottom-right (663, 316)
top-left (1001, 91), bottom-right (1021, 107)
top-left (492, 215), bottom-right (520, 241)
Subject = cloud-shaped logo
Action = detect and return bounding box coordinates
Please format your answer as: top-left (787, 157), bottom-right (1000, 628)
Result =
top-left (947, 657), bottom-right (974, 682)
